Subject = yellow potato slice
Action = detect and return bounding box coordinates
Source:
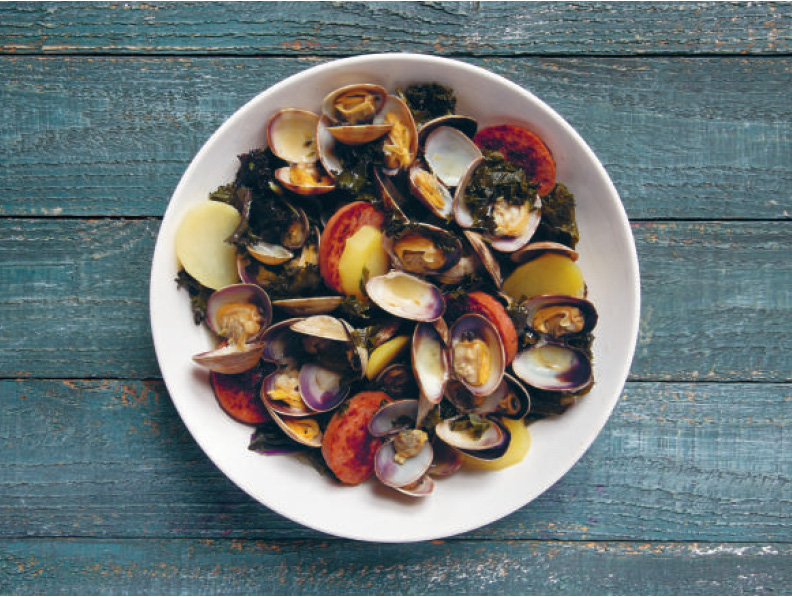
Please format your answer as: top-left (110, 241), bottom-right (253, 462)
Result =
top-left (175, 201), bottom-right (241, 289)
top-left (338, 225), bottom-right (390, 298)
top-left (365, 335), bottom-right (411, 380)
top-left (502, 253), bottom-right (585, 302)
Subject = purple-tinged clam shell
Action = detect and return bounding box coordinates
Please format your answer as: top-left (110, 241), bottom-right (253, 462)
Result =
top-left (448, 313), bottom-right (505, 397)
top-left (522, 295), bottom-right (598, 339)
top-left (368, 399), bottom-right (418, 437)
top-left (365, 271), bottom-right (445, 322)
top-left (374, 436), bottom-right (434, 489)
top-left (205, 283), bottom-right (272, 343)
top-left (412, 322), bottom-right (449, 405)
top-left (395, 475), bottom-right (434, 497)
top-left (511, 340), bottom-right (593, 393)
top-left (260, 368), bottom-right (311, 417)
top-left (298, 362), bottom-right (349, 412)
top-left (435, 415), bottom-right (511, 461)
top-left (192, 341), bottom-right (266, 375)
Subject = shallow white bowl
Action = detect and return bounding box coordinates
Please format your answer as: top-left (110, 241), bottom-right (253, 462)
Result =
top-left (150, 53), bottom-right (640, 543)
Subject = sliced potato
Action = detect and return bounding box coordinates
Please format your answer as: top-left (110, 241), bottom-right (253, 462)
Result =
top-left (502, 253), bottom-right (585, 302)
top-left (365, 335), bottom-right (410, 380)
top-left (338, 225), bottom-right (390, 298)
top-left (175, 201), bottom-right (241, 289)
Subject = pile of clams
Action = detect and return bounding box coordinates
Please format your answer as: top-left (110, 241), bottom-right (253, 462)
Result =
top-left (175, 81), bottom-right (598, 497)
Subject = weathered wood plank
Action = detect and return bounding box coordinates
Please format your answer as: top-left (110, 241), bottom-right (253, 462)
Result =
top-left (1, 379), bottom-right (789, 542)
top-left (2, 538), bottom-right (790, 595)
top-left (1, 1), bottom-right (790, 56)
top-left (2, 56), bottom-right (790, 220)
top-left (2, 219), bottom-right (790, 381)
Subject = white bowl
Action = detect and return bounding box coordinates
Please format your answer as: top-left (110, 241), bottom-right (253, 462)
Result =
top-left (150, 53), bottom-right (640, 542)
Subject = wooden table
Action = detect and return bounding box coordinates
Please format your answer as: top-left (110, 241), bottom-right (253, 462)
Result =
top-left (2, 2), bottom-right (790, 594)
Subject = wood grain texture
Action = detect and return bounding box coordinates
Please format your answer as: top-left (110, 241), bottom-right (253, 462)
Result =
top-left (1, 379), bottom-right (789, 542)
top-left (1, 538), bottom-right (790, 595)
top-left (2, 219), bottom-right (790, 381)
top-left (2, 56), bottom-right (791, 220)
top-left (1, 1), bottom-right (790, 56)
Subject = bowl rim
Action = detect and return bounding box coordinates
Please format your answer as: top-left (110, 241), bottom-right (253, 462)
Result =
top-left (150, 52), bottom-right (641, 542)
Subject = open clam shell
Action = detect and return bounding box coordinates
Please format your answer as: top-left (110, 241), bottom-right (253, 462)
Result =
top-left (260, 368), bottom-right (312, 417)
top-left (374, 436), bottom-right (434, 489)
top-left (322, 83), bottom-right (388, 126)
top-left (449, 313), bottom-right (506, 397)
top-left (408, 163), bottom-right (454, 220)
top-left (298, 362), bottom-right (349, 412)
top-left (485, 194), bottom-right (542, 253)
top-left (368, 399), bottom-right (418, 437)
top-left (522, 295), bottom-right (598, 339)
top-left (266, 407), bottom-right (323, 449)
top-left (246, 241), bottom-right (293, 266)
top-left (205, 283), bottom-right (273, 344)
top-left (395, 475), bottom-right (434, 497)
top-left (383, 222), bottom-right (463, 277)
top-left (463, 230), bottom-right (502, 289)
top-left (435, 414), bottom-right (509, 454)
top-left (378, 95), bottom-right (418, 173)
top-left (272, 296), bottom-right (344, 317)
top-left (423, 126), bottom-right (483, 188)
top-left (511, 241), bottom-right (580, 264)
top-left (192, 341), bottom-right (267, 375)
top-left (267, 108), bottom-right (320, 164)
top-left (417, 114), bottom-right (478, 147)
top-left (274, 164), bottom-right (336, 195)
top-left (412, 322), bottom-right (449, 405)
top-left (511, 339), bottom-right (593, 393)
top-left (365, 271), bottom-right (445, 322)
top-left (259, 317), bottom-right (304, 365)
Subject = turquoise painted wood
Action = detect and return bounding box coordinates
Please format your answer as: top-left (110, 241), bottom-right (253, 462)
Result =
top-left (1, 2), bottom-right (790, 56)
top-left (1, 2), bottom-right (790, 594)
top-left (2, 56), bottom-right (791, 219)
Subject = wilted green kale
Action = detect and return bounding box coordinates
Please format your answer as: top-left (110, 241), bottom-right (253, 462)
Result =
top-left (398, 83), bottom-right (457, 126)
top-left (533, 182), bottom-right (580, 248)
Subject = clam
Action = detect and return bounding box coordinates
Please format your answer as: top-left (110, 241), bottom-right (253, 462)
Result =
top-left (448, 313), bottom-right (506, 397)
top-left (434, 414), bottom-right (510, 461)
top-left (298, 362), bottom-right (349, 412)
top-left (369, 400), bottom-right (434, 491)
top-left (279, 200), bottom-right (310, 250)
top-left (379, 95), bottom-right (418, 173)
top-left (453, 154), bottom-right (542, 252)
top-left (191, 341), bottom-right (267, 375)
top-left (266, 407), bottom-right (323, 448)
top-left (522, 295), bottom-right (598, 339)
top-left (374, 363), bottom-right (419, 398)
top-left (368, 399), bottom-right (419, 437)
top-left (272, 296), bottom-right (344, 317)
top-left (259, 318), bottom-right (304, 365)
top-left (463, 230), bottom-right (502, 289)
top-left (246, 241), bottom-right (293, 266)
top-left (374, 435), bottom-right (434, 490)
top-left (260, 367), bottom-right (311, 416)
top-left (274, 163), bottom-right (336, 195)
top-left (510, 295), bottom-right (597, 393)
top-left (321, 84), bottom-right (392, 145)
top-left (204, 284), bottom-right (272, 343)
top-left (511, 241), bottom-right (579, 264)
top-left (365, 271), bottom-right (445, 322)
top-left (417, 114), bottom-right (478, 147)
top-left (267, 109), bottom-right (320, 164)
top-left (383, 222), bottom-right (462, 277)
top-left (408, 163), bottom-right (454, 220)
top-left (423, 125), bottom-right (483, 188)
top-left (511, 340), bottom-right (593, 393)
top-left (412, 322), bottom-right (449, 407)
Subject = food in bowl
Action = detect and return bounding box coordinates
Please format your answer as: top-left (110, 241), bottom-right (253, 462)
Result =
top-left (172, 80), bottom-right (600, 497)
